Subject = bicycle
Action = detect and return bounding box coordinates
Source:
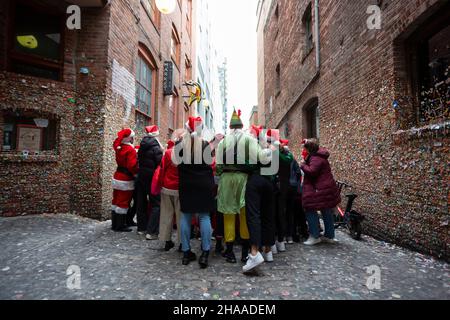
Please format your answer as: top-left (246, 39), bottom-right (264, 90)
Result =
top-left (334, 181), bottom-right (365, 240)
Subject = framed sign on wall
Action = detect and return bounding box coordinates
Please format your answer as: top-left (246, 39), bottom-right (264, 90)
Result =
top-left (16, 124), bottom-right (43, 152)
top-left (163, 61), bottom-right (174, 96)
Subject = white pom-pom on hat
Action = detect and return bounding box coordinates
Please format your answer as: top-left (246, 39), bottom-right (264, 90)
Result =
top-left (145, 125), bottom-right (160, 137)
top-left (186, 116), bottom-right (203, 137)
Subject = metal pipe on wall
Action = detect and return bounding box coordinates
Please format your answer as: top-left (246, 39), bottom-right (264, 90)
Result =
top-left (314, 0), bottom-right (320, 69)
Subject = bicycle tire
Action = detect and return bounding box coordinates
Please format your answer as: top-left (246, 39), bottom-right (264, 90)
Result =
top-left (349, 220), bottom-right (362, 240)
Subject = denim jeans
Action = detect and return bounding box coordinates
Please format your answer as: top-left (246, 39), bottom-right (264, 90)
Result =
top-left (180, 213), bottom-right (212, 252)
top-left (305, 208), bottom-right (335, 239)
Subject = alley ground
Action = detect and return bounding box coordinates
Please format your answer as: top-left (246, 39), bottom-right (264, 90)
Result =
top-left (0, 214), bottom-right (448, 300)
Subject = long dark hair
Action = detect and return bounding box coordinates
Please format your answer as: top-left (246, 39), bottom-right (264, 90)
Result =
top-left (304, 138), bottom-right (320, 154)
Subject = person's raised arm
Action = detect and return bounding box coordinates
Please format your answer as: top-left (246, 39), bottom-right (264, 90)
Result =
top-left (300, 156), bottom-right (322, 178)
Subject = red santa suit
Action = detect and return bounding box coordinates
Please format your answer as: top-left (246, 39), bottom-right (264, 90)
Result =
top-left (111, 128), bottom-right (138, 231)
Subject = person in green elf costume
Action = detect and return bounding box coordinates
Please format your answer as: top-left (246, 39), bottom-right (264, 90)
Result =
top-left (216, 109), bottom-right (258, 263)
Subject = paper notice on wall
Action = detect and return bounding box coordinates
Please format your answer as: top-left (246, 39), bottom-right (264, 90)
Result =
top-left (111, 59), bottom-right (136, 123)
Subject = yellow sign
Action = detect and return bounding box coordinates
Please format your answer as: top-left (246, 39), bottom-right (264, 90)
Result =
top-left (17, 35), bottom-right (38, 49)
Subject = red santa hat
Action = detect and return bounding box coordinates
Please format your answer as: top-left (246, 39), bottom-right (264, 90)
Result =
top-left (185, 116), bottom-right (203, 138)
top-left (266, 129), bottom-right (280, 146)
top-left (114, 128), bottom-right (135, 150)
top-left (280, 139), bottom-right (290, 151)
top-left (249, 125), bottom-right (263, 139)
top-left (145, 125), bottom-right (160, 137)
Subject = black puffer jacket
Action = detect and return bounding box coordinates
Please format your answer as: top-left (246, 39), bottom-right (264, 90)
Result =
top-left (138, 136), bottom-right (163, 178)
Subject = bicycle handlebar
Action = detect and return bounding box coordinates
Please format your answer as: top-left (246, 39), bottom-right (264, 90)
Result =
top-left (336, 181), bottom-right (352, 189)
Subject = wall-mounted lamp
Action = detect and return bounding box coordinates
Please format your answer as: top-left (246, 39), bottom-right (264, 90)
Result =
top-left (156, 0), bottom-right (176, 14)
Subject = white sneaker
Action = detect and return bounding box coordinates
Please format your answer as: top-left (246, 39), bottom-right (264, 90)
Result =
top-left (146, 234), bottom-right (158, 241)
top-left (276, 241), bottom-right (286, 252)
top-left (262, 251), bottom-right (274, 263)
top-left (303, 236), bottom-right (322, 246)
top-left (287, 237), bottom-right (294, 244)
top-left (271, 245), bottom-right (278, 254)
top-left (243, 252), bottom-right (265, 272)
top-left (321, 237), bottom-right (339, 244)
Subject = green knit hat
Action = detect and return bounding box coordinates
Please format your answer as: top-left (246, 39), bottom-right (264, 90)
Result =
top-left (230, 108), bottom-right (243, 129)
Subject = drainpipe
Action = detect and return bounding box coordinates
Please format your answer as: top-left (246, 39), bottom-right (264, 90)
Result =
top-left (314, 0), bottom-right (320, 69)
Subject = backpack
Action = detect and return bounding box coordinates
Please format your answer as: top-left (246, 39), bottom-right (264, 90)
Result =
top-left (289, 159), bottom-right (301, 188)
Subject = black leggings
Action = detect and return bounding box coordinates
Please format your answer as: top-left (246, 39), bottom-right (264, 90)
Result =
top-left (286, 187), bottom-right (308, 238)
top-left (135, 173), bottom-right (160, 234)
top-left (276, 186), bottom-right (289, 242)
top-left (245, 174), bottom-right (275, 248)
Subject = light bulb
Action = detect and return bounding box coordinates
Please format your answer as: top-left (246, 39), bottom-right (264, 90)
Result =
top-left (155, 0), bottom-right (176, 14)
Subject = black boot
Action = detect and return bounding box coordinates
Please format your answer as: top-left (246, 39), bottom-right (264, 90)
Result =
top-left (164, 241), bottom-right (175, 252)
top-left (126, 205), bottom-right (137, 227)
top-left (215, 238), bottom-right (224, 255)
top-left (111, 211), bottom-right (117, 231)
top-left (199, 251), bottom-right (209, 269)
top-left (182, 251), bottom-right (197, 265)
top-left (222, 242), bottom-right (237, 263)
top-left (126, 217), bottom-right (137, 227)
top-left (115, 214), bottom-right (132, 233)
top-left (241, 240), bottom-right (250, 263)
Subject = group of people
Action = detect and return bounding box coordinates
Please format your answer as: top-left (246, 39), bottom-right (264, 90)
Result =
top-left (110, 109), bottom-right (341, 273)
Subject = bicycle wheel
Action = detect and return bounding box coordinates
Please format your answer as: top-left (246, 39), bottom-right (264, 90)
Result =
top-left (349, 220), bottom-right (362, 240)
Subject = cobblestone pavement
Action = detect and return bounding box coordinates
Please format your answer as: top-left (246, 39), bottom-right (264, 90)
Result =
top-left (0, 214), bottom-right (448, 300)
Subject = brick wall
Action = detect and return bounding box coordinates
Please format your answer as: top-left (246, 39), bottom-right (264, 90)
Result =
top-left (0, 73), bottom-right (74, 216)
top-left (256, 0), bottom-right (273, 126)
top-left (262, 0), bottom-right (449, 260)
top-left (99, 0), bottom-right (194, 218)
top-left (70, 6), bottom-right (111, 219)
top-left (0, 0), bottom-right (195, 220)
top-left (0, 1), bottom-right (110, 218)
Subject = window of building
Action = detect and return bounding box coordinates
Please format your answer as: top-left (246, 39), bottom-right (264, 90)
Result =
top-left (168, 88), bottom-right (178, 130)
top-left (135, 47), bottom-right (157, 130)
top-left (183, 108), bottom-right (188, 125)
top-left (1, 110), bottom-right (58, 153)
top-left (303, 98), bottom-right (320, 139)
top-left (275, 63), bottom-right (281, 96)
top-left (269, 96), bottom-right (273, 114)
top-left (185, 56), bottom-right (192, 81)
top-left (205, 109), bottom-right (210, 128)
top-left (405, 6), bottom-right (450, 125)
top-left (302, 3), bottom-right (314, 54)
top-left (8, 2), bottom-right (64, 81)
top-left (284, 122), bottom-right (290, 138)
top-left (171, 26), bottom-right (181, 67)
top-left (186, 0), bottom-right (193, 37)
top-left (142, 0), bottom-right (160, 29)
